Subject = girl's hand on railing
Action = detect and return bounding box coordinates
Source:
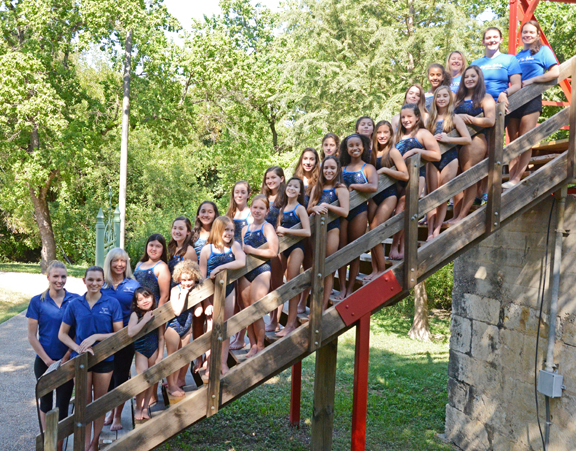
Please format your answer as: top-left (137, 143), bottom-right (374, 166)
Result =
top-left (79, 336), bottom-right (97, 352)
top-left (243, 244), bottom-right (255, 255)
top-left (209, 268), bottom-right (222, 279)
top-left (497, 92), bottom-right (510, 112)
top-left (459, 114), bottom-right (475, 125)
top-left (435, 132), bottom-right (448, 142)
top-left (276, 226), bottom-right (287, 237)
top-left (142, 311), bottom-right (154, 324)
top-left (403, 149), bottom-right (418, 160)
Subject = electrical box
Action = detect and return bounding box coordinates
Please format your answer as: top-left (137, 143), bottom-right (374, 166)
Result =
top-left (538, 370), bottom-right (565, 398)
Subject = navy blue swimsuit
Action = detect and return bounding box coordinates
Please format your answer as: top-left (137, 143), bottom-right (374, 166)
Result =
top-left (134, 315), bottom-right (160, 359)
top-left (206, 245), bottom-right (235, 297)
top-left (166, 285), bottom-right (193, 338)
top-left (134, 262), bottom-right (162, 302)
top-left (193, 237), bottom-right (207, 261)
top-left (432, 120), bottom-right (459, 172)
top-left (233, 212), bottom-right (250, 243)
top-left (395, 137), bottom-right (425, 187)
top-left (243, 224), bottom-right (272, 282)
top-left (318, 188), bottom-right (341, 231)
top-left (343, 163), bottom-right (369, 221)
top-left (281, 206), bottom-right (305, 258)
top-left (373, 155), bottom-right (398, 205)
top-left (455, 99), bottom-right (486, 137)
top-left (168, 255), bottom-right (182, 288)
top-left (266, 202), bottom-right (281, 229)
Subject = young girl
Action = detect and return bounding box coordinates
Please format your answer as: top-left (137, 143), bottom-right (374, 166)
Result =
top-left (356, 116), bottom-right (375, 147)
top-left (320, 133), bottom-right (340, 160)
top-left (425, 63), bottom-right (451, 111)
top-left (365, 121), bottom-right (409, 281)
top-left (58, 266), bottom-right (123, 451)
top-left (275, 177), bottom-right (311, 337)
top-left (260, 167), bottom-right (285, 332)
top-left (447, 51), bottom-right (468, 93)
top-left (226, 181), bottom-right (252, 350)
top-left (127, 287), bottom-right (164, 420)
top-left (336, 134), bottom-right (378, 300)
top-left (391, 84), bottom-right (429, 132)
top-left (451, 65), bottom-right (496, 224)
top-left (293, 148), bottom-right (320, 206)
top-left (389, 104), bottom-right (441, 260)
top-left (27, 260), bottom-right (77, 451)
top-left (134, 234), bottom-right (171, 307)
top-left (308, 157), bottom-right (350, 309)
top-left (239, 195), bottom-right (279, 358)
top-left (168, 217), bottom-right (197, 285)
top-left (164, 260), bottom-right (201, 396)
top-left (200, 216), bottom-right (246, 374)
top-left (506, 21), bottom-right (559, 188)
top-left (426, 86), bottom-right (471, 240)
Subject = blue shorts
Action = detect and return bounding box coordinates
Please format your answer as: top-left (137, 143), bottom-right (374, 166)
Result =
top-left (373, 185), bottom-right (398, 205)
top-left (346, 202), bottom-right (368, 221)
top-left (432, 147), bottom-right (459, 172)
top-left (244, 263), bottom-right (271, 283)
top-left (282, 242), bottom-right (305, 259)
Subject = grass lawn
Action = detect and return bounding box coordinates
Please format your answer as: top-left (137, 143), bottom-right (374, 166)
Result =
top-left (0, 262), bottom-right (86, 278)
top-left (0, 287), bottom-right (29, 324)
top-left (161, 310), bottom-right (452, 451)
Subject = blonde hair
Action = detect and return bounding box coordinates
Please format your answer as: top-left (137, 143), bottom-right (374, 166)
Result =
top-left (41, 261), bottom-right (67, 300)
top-left (208, 216), bottom-right (234, 248)
top-left (445, 51), bottom-right (468, 77)
top-left (103, 247), bottom-right (134, 288)
top-left (172, 260), bottom-right (203, 285)
top-left (426, 86), bottom-right (456, 135)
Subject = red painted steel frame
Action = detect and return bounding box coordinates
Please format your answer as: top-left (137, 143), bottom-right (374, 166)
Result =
top-left (290, 361), bottom-right (302, 428)
top-left (351, 314), bottom-right (371, 451)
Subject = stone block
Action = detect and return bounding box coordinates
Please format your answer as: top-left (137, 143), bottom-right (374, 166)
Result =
top-left (445, 404), bottom-right (490, 451)
top-left (502, 303), bottom-right (548, 337)
top-left (447, 377), bottom-right (470, 411)
top-left (450, 314), bottom-right (472, 354)
top-left (448, 349), bottom-right (474, 386)
top-left (500, 281), bottom-right (543, 310)
top-left (471, 321), bottom-right (500, 363)
top-left (455, 293), bottom-right (501, 325)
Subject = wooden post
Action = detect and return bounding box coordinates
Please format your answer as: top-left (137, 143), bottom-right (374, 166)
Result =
top-left (403, 154), bottom-right (421, 291)
top-left (95, 208), bottom-right (105, 267)
top-left (44, 408), bottom-right (59, 451)
top-left (486, 103), bottom-right (505, 234)
top-left (289, 361), bottom-right (302, 428)
top-left (207, 270), bottom-right (227, 417)
top-left (311, 338), bottom-right (338, 451)
top-left (309, 213), bottom-right (327, 352)
top-left (73, 353), bottom-right (88, 451)
top-left (351, 314), bottom-right (371, 451)
top-left (568, 58), bottom-right (576, 180)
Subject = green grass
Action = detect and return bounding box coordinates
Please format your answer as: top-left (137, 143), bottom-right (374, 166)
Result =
top-left (0, 287), bottom-right (29, 324)
top-left (0, 262), bottom-right (86, 278)
top-left (161, 311), bottom-right (452, 451)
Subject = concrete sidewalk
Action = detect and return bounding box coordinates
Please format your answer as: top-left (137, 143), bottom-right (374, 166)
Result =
top-left (0, 271), bottom-right (86, 298)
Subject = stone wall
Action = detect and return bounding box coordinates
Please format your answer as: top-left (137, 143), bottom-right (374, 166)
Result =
top-left (445, 195), bottom-right (576, 450)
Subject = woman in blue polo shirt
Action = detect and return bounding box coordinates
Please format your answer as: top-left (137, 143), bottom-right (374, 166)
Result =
top-left (504, 20), bottom-right (560, 188)
top-left (27, 260), bottom-right (78, 450)
top-left (59, 266), bottom-right (123, 451)
top-left (101, 248), bottom-right (140, 431)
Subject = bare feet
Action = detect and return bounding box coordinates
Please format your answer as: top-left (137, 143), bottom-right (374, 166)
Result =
top-left (265, 322), bottom-right (279, 332)
top-left (141, 407), bottom-right (150, 420)
top-left (229, 339), bottom-right (247, 350)
top-left (245, 345), bottom-right (261, 359)
top-left (177, 378), bottom-right (186, 388)
top-left (168, 386), bottom-right (185, 397)
top-left (275, 325), bottom-right (296, 337)
top-left (104, 412), bottom-right (113, 426)
top-left (110, 419), bottom-right (123, 431)
top-left (426, 234), bottom-right (434, 242)
top-left (221, 364), bottom-right (230, 375)
top-left (335, 288), bottom-right (347, 301)
top-left (134, 408), bottom-right (143, 421)
top-left (389, 248), bottom-right (400, 260)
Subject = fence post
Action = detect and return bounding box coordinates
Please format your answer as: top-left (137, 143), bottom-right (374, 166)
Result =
top-left (309, 213), bottom-right (327, 352)
top-left (207, 271), bottom-right (227, 417)
top-left (73, 353), bottom-right (88, 451)
top-left (95, 208), bottom-right (105, 267)
top-left (568, 58), bottom-right (576, 180)
top-left (351, 313), bottom-right (371, 451)
top-left (113, 206), bottom-right (121, 249)
top-left (44, 407), bottom-right (59, 451)
top-left (486, 102), bottom-right (505, 234)
top-left (403, 153), bottom-right (421, 291)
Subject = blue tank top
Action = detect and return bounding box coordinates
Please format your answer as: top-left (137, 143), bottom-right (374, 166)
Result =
top-left (134, 262), bottom-right (161, 301)
top-left (206, 245), bottom-right (235, 276)
top-left (243, 223), bottom-right (269, 249)
top-left (266, 203), bottom-right (281, 229)
top-left (233, 212), bottom-right (250, 243)
top-left (455, 99), bottom-right (483, 117)
top-left (342, 163), bottom-right (368, 187)
top-left (193, 237), bottom-right (207, 260)
top-left (280, 206), bottom-right (301, 229)
top-left (318, 188), bottom-right (338, 205)
top-left (395, 137), bottom-right (423, 156)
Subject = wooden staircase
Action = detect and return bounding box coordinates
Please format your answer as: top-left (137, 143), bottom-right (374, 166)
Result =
top-left (37, 55), bottom-right (576, 451)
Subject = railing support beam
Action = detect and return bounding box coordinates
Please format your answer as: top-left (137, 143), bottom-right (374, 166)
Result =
top-left (351, 314), bottom-right (370, 451)
top-left (289, 361), bottom-right (302, 428)
top-left (404, 154), bottom-right (421, 291)
top-left (486, 103), bottom-right (505, 234)
top-left (207, 271), bottom-right (227, 417)
top-left (311, 338), bottom-right (338, 450)
top-left (73, 353), bottom-right (88, 451)
top-left (44, 408), bottom-right (59, 451)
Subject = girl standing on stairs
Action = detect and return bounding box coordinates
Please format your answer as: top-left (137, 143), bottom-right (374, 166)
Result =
top-left (226, 181), bottom-right (252, 351)
top-left (27, 260), bottom-right (78, 451)
top-left (239, 195), bottom-right (279, 358)
top-left (168, 216), bottom-right (197, 284)
top-left (335, 134), bottom-right (378, 300)
top-left (308, 156), bottom-right (349, 309)
top-left (425, 63), bottom-right (451, 111)
top-left (425, 86), bottom-right (471, 240)
top-left (275, 177), bottom-right (311, 337)
top-left (200, 216), bottom-right (246, 375)
top-left (389, 104), bottom-right (441, 260)
top-left (365, 121), bottom-right (409, 282)
top-left (320, 133), bottom-right (340, 159)
top-left (391, 84), bottom-right (429, 132)
top-left (447, 51), bottom-right (468, 94)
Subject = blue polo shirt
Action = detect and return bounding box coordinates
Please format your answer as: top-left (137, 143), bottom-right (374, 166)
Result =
top-left (62, 294), bottom-right (122, 361)
top-left (450, 75), bottom-right (462, 93)
top-left (516, 45), bottom-right (557, 81)
top-left (26, 290), bottom-right (79, 360)
top-left (101, 278), bottom-right (140, 326)
top-left (472, 53), bottom-right (522, 100)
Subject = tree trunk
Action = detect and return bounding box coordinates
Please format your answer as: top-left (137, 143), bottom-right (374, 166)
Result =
top-left (406, 0), bottom-right (415, 72)
top-left (408, 281), bottom-right (432, 342)
top-left (119, 29), bottom-right (132, 249)
top-left (29, 183), bottom-right (57, 273)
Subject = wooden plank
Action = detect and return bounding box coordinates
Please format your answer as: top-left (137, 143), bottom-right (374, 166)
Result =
top-left (73, 353), bottom-right (88, 451)
top-left (207, 271), bottom-right (227, 417)
top-left (531, 139), bottom-right (569, 155)
top-left (486, 103), bottom-right (505, 233)
top-left (309, 213), bottom-right (327, 352)
top-left (310, 338), bottom-right (338, 451)
top-left (44, 408), bottom-right (59, 451)
top-left (403, 154), bottom-right (420, 290)
top-left (568, 59), bottom-right (576, 179)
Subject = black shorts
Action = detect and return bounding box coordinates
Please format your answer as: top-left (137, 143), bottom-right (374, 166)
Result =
top-left (509, 94), bottom-right (542, 119)
top-left (91, 359), bottom-right (115, 373)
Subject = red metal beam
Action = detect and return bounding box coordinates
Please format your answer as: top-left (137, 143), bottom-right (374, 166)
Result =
top-left (290, 362), bottom-right (302, 428)
top-left (509, 0), bottom-right (520, 54)
top-left (351, 314), bottom-right (371, 451)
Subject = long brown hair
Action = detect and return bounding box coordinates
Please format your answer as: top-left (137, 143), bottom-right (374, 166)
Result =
top-left (168, 216), bottom-right (194, 260)
top-left (139, 234), bottom-right (168, 264)
top-left (404, 84), bottom-right (427, 115)
top-left (426, 86), bottom-right (456, 135)
top-left (276, 177), bottom-right (306, 228)
top-left (261, 166), bottom-right (286, 209)
top-left (309, 156), bottom-right (345, 208)
top-left (207, 216), bottom-right (234, 248)
top-left (191, 201), bottom-right (219, 243)
top-left (395, 104), bottom-right (425, 145)
top-left (427, 63), bottom-right (452, 89)
top-left (226, 181), bottom-right (251, 219)
top-left (293, 148), bottom-right (319, 196)
top-left (131, 287), bottom-right (157, 317)
top-left (320, 133), bottom-right (340, 159)
top-left (521, 20), bottom-right (543, 55)
top-left (454, 65), bottom-right (487, 111)
top-left (372, 121), bottom-right (395, 169)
